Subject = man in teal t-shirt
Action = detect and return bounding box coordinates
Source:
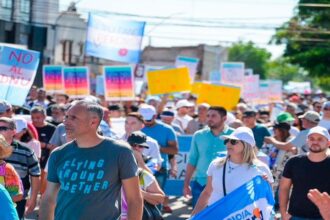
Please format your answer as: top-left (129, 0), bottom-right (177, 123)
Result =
top-left (242, 109), bottom-right (271, 149)
top-left (39, 100), bottom-right (143, 220)
top-left (183, 106), bottom-right (234, 207)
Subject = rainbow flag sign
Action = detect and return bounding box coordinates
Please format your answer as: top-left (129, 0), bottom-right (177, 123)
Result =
top-left (42, 65), bottom-right (63, 93)
top-left (0, 46), bottom-right (40, 106)
top-left (191, 176), bottom-right (274, 220)
top-left (103, 66), bottom-right (135, 100)
top-left (86, 14), bottom-right (145, 63)
top-left (63, 67), bottom-right (90, 97)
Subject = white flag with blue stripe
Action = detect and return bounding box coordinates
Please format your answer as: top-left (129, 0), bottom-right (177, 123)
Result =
top-left (86, 14), bottom-right (145, 63)
top-left (191, 176), bottom-right (274, 220)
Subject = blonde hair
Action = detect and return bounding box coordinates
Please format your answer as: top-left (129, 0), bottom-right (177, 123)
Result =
top-left (216, 141), bottom-right (258, 167)
top-left (0, 134), bottom-right (13, 159)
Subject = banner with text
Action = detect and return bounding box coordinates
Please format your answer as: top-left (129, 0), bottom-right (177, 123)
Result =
top-left (147, 67), bottom-right (191, 95)
top-left (63, 67), bottom-right (90, 97)
top-left (175, 56), bottom-right (199, 82)
top-left (191, 176), bottom-right (274, 220)
top-left (0, 46), bottom-right (40, 106)
top-left (86, 14), bottom-right (145, 63)
top-left (220, 62), bottom-right (245, 87)
top-left (103, 66), bottom-right (135, 100)
top-left (43, 65), bottom-right (64, 93)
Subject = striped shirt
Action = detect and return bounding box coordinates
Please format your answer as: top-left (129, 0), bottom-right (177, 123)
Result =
top-left (5, 141), bottom-right (40, 197)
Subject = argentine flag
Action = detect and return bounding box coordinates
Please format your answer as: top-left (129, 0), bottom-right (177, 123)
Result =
top-left (86, 14), bottom-right (145, 63)
top-left (190, 176), bottom-right (275, 220)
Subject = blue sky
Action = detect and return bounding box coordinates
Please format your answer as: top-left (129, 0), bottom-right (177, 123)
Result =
top-left (60, 0), bottom-right (298, 59)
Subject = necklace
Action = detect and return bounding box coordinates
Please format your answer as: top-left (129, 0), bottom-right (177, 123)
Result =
top-left (227, 160), bottom-right (242, 173)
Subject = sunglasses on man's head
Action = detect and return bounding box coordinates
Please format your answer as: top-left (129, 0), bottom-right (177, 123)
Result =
top-left (0, 126), bottom-right (12, 132)
top-left (224, 139), bottom-right (240, 145)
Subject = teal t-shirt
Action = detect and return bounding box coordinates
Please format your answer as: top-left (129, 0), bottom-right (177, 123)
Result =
top-left (252, 124), bottom-right (271, 149)
top-left (47, 138), bottom-right (138, 220)
top-left (0, 184), bottom-right (19, 220)
top-left (188, 126), bottom-right (234, 186)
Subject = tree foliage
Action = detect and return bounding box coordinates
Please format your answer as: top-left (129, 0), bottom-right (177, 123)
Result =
top-left (272, 0), bottom-right (330, 90)
top-left (228, 41), bottom-right (271, 79)
top-left (267, 58), bottom-right (308, 83)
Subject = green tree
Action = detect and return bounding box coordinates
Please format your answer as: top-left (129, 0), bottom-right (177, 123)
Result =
top-left (272, 0), bottom-right (330, 90)
top-left (267, 58), bottom-right (308, 83)
top-left (228, 41), bottom-right (271, 79)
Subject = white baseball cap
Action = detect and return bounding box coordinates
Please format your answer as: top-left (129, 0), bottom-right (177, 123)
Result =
top-left (221, 126), bottom-right (256, 146)
top-left (14, 117), bottom-right (28, 133)
top-left (307, 126), bottom-right (330, 141)
top-left (138, 104), bottom-right (156, 121)
top-left (176, 99), bottom-right (194, 109)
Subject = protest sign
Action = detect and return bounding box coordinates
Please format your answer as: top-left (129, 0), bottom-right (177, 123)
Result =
top-left (257, 80), bottom-right (270, 104)
top-left (43, 65), bottom-right (63, 93)
top-left (63, 67), bottom-right (90, 97)
top-left (286, 81), bottom-right (311, 94)
top-left (175, 56), bottom-right (199, 81)
top-left (220, 62), bottom-right (245, 86)
top-left (86, 14), bottom-right (145, 63)
top-left (0, 46), bottom-right (40, 106)
top-left (196, 83), bottom-right (241, 110)
top-left (242, 74), bottom-right (259, 102)
top-left (147, 67), bottom-right (191, 95)
top-left (165, 136), bottom-right (192, 196)
top-left (269, 80), bottom-right (283, 102)
top-left (191, 176), bottom-right (275, 220)
top-left (103, 66), bottom-right (135, 100)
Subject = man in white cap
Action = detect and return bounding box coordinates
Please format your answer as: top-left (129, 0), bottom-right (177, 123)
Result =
top-left (265, 110), bottom-right (321, 154)
top-left (280, 126), bottom-right (330, 220)
top-left (139, 104), bottom-right (178, 212)
top-left (173, 99), bottom-right (194, 132)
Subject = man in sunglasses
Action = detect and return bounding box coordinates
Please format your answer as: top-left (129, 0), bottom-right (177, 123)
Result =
top-left (1, 117), bottom-right (41, 219)
top-left (184, 106), bottom-right (234, 207)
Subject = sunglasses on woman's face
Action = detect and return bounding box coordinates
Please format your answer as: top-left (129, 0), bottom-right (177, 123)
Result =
top-left (224, 139), bottom-right (240, 145)
top-left (0, 126), bottom-right (12, 132)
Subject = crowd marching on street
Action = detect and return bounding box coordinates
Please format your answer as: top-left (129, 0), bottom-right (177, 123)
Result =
top-left (0, 87), bottom-right (330, 220)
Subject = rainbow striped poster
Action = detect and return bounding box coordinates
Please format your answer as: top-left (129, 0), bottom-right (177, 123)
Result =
top-left (103, 66), bottom-right (135, 100)
top-left (42, 65), bottom-right (63, 93)
top-left (63, 67), bottom-right (90, 97)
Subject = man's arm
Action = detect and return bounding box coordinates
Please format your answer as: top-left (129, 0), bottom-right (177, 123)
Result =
top-left (122, 176), bottom-right (143, 220)
top-left (25, 176), bottom-right (41, 215)
top-left (279, 177), bottom-right (292, 220)
top-left (39, 181), bottom-right (60, 220)
top-left (183, 163), bottom-right (196, 197)
top-left (160, 140), bottom-right (178, 155)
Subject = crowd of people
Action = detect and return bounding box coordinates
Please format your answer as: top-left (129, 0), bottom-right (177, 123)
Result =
top-left (0, 86), bottom-right (330, 220)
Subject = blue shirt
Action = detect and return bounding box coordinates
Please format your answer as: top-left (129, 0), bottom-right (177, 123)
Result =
top-left (188, 126), bottom-right (234, 186)
top-left (142, 121), bottom-right (177, 169)
top-left (0, 184), bottom-right (19, 220)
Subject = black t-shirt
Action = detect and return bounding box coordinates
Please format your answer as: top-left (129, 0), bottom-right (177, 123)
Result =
top-left (282, 154), bottom-right (330, 218)
top-left (36, 123), bottom-right (56, 169)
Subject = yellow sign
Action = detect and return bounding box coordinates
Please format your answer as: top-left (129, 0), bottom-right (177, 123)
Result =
top-left (196, 83), bottom-right (241, 110)
top-left (147, 67), bottom-right (191, 95)
top-left (191, 82), bottom-right (204, 95)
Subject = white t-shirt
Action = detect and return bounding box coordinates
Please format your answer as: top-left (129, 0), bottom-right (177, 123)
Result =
top-left (206, 158), bottom-right (273, 206)
top-left (173, 114), bottom-right (193, 130)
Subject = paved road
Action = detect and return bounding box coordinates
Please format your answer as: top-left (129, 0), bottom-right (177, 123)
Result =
top-left (25, 196), bottom-right (192, 220)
